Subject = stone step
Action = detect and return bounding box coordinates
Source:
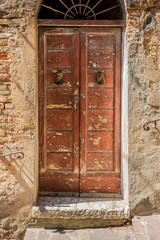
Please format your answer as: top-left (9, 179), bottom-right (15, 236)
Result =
top-left (24, 227), bottom-right (135, 240)
top-left (132, 215), bottom-right (160, 240)
top-left (31, 196), bottom-right (129, 229)
top-left (24, 214), bottom-right (160, 240)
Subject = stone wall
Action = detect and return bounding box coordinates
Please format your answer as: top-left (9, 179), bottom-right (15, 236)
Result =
top-left (127, 0), bottom-right (160, 215)
top-left (0, 0), bottom-right (160, 239)
top-left (0, 1), bottom-right (37, 238)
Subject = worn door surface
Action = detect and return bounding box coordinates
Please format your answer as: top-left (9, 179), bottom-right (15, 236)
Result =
top-left (39, 27), bottom-right (121, 196)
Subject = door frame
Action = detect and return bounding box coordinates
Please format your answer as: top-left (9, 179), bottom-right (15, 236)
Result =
top-left (37, 20), bottom-right (128, 203)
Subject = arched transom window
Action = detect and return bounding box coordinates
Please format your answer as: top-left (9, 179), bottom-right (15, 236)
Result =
top-left (39, 0), bottom-right (123, 20)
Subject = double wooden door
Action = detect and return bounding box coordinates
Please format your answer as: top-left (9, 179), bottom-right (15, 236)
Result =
top-left (39, 27), bottom-right (121, 196)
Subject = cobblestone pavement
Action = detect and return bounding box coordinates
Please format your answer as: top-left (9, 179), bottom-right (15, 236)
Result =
top-left (24, 215), bottom-right (160, 240)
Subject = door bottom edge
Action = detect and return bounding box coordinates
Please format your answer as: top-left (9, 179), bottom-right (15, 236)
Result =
top-left (38, 191), bottom-right (122, 199)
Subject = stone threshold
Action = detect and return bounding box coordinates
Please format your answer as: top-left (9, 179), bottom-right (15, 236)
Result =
top-left (31, 197), bottom-right (130, 228)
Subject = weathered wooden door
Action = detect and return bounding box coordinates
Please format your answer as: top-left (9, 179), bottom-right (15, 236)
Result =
top-left (39, 27), bottom-right (121, 196)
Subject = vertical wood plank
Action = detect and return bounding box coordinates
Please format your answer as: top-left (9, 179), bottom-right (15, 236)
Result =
top-left (73, 31), bottom-right (80, 180)
top-left (39, 28), bottom-right (45, 170)
top-left (80, 28), bottom-right (121, 195)
top-left (114, 29), bottom-right (121, 173)
top-left (39, 28), bottom-right (80, 193)
top-left (80, 32), bottom-right (87, 177)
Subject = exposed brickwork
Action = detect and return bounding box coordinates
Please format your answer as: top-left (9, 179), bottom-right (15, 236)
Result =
top-left (0, 1), bottom-right (37, 239)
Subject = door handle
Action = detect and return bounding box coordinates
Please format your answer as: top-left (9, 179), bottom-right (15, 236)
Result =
top-left (96, 70), bottom-right (104, 85)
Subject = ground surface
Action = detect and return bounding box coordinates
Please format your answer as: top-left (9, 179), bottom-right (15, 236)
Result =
top-left (24, 214), bottom-right (160, 240)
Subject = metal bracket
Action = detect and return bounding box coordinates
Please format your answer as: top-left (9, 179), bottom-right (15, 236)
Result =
top-left (143, 118), bottom-right (160, 131)
top-left (0, 151), bottom-right (24, 161)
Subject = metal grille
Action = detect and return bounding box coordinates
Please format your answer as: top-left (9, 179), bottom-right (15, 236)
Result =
top-left (39, 0), bottom-right (122, 20)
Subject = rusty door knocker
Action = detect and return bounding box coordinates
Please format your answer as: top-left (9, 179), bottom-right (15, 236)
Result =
top-left (52, 70), bottom-right (64, 85)
top-left (96, 70), bottom-right (105, 85)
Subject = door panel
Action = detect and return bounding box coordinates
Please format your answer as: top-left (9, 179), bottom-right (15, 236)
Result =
top-left (39, 29), bottom-right (80, 193)
top-left (80, 29), bottom-right (121, 195)
top-left (87, 153), bottom-right (113, 171)
top-left (88, 69), bottom-right (114, 88)
top-left (47, 50), bottom-right (73, 68)
top-left (46, 34), bottom-right (73, 49)
top-left (39, 27), bottom-right (121, 196)
top-left (88, 50), bottom-right (114, 68)
top-left (87, 132), bottom-right (113, 152)
top-left (46, 152), bottom-right (73, 171)
top-left (46, 131), bottom-right (72, 152)
top-left (47, 89), bottom-right (72, 109)
top-left (88, 110), bottom-right (113, 131)
top-left (88, 89), bottom-right (114, 109)
top-left (88, 34), bottom-right (114, 50)
top-left (47, 109), bottom-right (72, 130)
top-left (47, 69), bottom-right (72, 88)
top-left (80, 178), bottom-right (120, 194)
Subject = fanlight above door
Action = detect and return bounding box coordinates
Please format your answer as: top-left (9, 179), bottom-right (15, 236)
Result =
top-left (39, 0), bottom-right (123, 20)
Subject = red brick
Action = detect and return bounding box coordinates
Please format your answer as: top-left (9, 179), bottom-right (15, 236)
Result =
top-left (0, 116), bottom-right (7, 123)
top-left (5, 103), bottom-right (14, 109)
top-left (0, 85), bottom-right (8, 91)
top-left (0, 129), bottom-right (6, 137)
top-left (0, 53), bottom-right (13, 60)
top-left (0, 73), bottom-right (11, 80)
top-left (0, 39), bottom-right (8, 46)
top-left (0, 96), bottom-right (11, 102)
top-left (8, 117), bottom-right (13, 123)
top-left (0, 136), bottom-right (13, 144)
top-left (0, 61), bottom-right (10, 73)
top-left (0, 91), bottom-right (11, 96)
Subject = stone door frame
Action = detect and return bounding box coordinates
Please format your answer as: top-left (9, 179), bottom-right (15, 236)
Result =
top-left (34, 1), bottom-right (129, 216)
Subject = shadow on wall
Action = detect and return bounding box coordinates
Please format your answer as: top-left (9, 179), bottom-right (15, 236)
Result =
top-left (0, 151), bottom-right (34, 219)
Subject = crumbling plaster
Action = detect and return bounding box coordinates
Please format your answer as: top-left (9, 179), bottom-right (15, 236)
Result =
top-left (0, 0), bottom-right (160, 239)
